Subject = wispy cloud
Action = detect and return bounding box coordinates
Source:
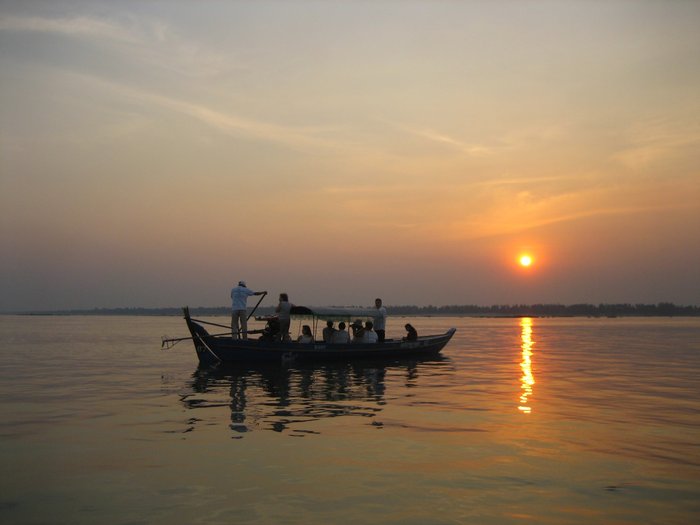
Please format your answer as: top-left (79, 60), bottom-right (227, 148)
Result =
top-left (151, 94), bottom-right (337, 149)
top-left (0, 14), bottom-right (138, 43)
top-left (0, 14), bottom-right (234, 78)
top-left (409, 128), bottom-right (492, 156)
top-left (65, 72), bottom-right (341, 150)
top-left (612, 117), bottom-right (700, 169)
top-left (447, 179), bottom-right (698, 240)
top-left (471, 175), bottom-right (573, 188)
top-left (1, 13), bottom-right (333, 149)
top-left (467, 204), bottom-right (669, 239)
top-left (380, 119), bottom-right (492, 156)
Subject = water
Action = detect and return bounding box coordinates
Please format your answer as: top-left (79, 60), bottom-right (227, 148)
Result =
top-left (1, 315), bottom-right (699, 524)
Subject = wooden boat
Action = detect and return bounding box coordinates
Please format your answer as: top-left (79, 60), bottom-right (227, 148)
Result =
top-left (179, 306), bottom-right (456, 366)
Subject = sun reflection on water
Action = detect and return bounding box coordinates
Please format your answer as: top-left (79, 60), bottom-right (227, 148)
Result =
top-left (518, 317), bottom-right (535, 414)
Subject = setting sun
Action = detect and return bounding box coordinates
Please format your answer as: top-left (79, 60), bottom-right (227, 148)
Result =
top-left (519, 255), bottom-right (533, 267)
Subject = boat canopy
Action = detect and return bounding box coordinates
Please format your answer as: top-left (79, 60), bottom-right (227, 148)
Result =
top-left (290, 306), bottom-right (377, 321)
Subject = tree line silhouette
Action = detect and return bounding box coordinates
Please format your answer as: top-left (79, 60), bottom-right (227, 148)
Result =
top-left (20, 302), bottom-right (700, 317)
top-left (387, 302), bottom-right (700, 317)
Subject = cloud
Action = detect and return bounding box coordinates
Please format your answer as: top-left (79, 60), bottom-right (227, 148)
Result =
top-left (0, 14), bottom-right (233, 78)
top-left (379, 119), bottom-right (492, 156)
top-left (60, 72), bottom-right (342, 151)
top-left (0, 14), bottom-right (341, 148)
top-left (409, 128), bottom-right (492, 156)
top-left (612, 118), bottom-right (700, 169)
top-left (0, 14), bottom-right (138, 43)
top-left (450, 205), bottom-right (658, 241)
top-left (480, 203), bottom-right (667, 236)
top-left (448, 180), bottom-right (696, 241)
top-left (472, 175), bottom-right (573, 187)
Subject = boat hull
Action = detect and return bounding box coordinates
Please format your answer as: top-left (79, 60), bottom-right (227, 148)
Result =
top-left (184, 311), bottom-right (456, 366)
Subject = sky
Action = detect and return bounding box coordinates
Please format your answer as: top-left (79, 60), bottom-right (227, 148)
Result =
top-left (1, 0), bottom-right (699, 312)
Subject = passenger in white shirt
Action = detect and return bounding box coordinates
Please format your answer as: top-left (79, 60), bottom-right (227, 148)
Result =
top-left (331, 322), bottom-right (350, 344)
top-left (297, 325), bottom-right (314, 343)
top-left (362, 321), bottom-right (378, 343)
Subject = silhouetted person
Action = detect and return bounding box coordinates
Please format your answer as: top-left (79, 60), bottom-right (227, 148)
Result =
top-left (322, 320), bottom-right (336, 343)
top-left (363, 321), bottom-right (378, 343)
top-left (351, 320), bottom-right (365, 342)
top-left (403, 323), bottom-right (417, 341)
top-left (275, 293), bottom-right (294, 342)
top-left (331, 322), bottom-right (350, 344)
top-left (259, 317), bottom-right (280, 341)
top-left (373, 298), bottom-right (387, 342)
top-left (298, 324), bottom-right (314, 343)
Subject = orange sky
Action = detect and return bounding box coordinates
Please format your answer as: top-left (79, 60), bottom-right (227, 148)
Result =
top-left (1, 1), bottom-right (699, 311)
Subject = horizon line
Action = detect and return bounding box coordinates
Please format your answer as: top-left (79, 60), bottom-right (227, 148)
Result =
top-left (4, 302), bottom-right (699, 316)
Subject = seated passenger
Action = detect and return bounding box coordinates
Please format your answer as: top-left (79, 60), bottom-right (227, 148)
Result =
top-left (331, 322), bottom-right (350, 344)
top-left (297, 325), bottom-right (314, 343)
top-left (403, 323), bottom-right (418, 341)
top-left (322, 320), bottom-right (336, 343)
top-left (362, 321), bottom-right (378, 343)
top-left (351, 320), bottom-right (365, 342)
top-left (258, 317), bottom-right (280, 342)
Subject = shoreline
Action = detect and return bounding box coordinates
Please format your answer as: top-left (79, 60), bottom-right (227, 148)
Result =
top-left (5, 312), bottom-right (699, 319)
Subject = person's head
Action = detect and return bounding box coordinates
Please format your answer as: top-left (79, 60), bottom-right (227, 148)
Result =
top-left (405, 323), bottom-right (414, 331)
top-left (326, 320), bottom-right (334, 328)
top-left (279, 293), bottom-right (288, 302)
top-left (338, 322), bottom-right (346, 330)
top-left (375, 298), bottom-right (382, 308)
top-left (365, 321), bottom-right (374, 330)
top-left (302, 325), bottom-right (312, 335)
top-left (239, 280), bottom-right (247, 287)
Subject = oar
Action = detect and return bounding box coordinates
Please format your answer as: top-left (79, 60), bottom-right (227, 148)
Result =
top-left (161, 332), bottom-right (233, 349)
top-left (189, 318), bottom-right (231, 329)
top-left (162, 328), bottom-right (266, 349)
top-left (161, 335), bottom-right (191, 349)
top-left (247, 291), bottom-right (267, 321)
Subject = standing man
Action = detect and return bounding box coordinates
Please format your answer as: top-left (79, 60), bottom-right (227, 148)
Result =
top-left (373, 298), bottom-right (387, 343)
top-left (275, 293), bottom-right (293, 342)
top-left (231, 280), bottom-right (266, 339)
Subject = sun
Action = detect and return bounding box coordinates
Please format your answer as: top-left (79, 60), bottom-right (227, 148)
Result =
top-left (519, 254), bottom-right (533, 267)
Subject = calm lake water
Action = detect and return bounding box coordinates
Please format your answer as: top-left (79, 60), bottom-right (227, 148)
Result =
top-left (1, 315), bottom-right (699, 524)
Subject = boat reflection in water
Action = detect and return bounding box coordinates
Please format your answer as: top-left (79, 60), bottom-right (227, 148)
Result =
top-left (518, 317), bottom-right (535, 414)
top-left (181, 356), bottom-right (450, 436)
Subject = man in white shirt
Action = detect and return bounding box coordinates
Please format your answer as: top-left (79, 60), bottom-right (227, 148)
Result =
top-left (373, 298), bottom-right (387, 342)
top-left (231, 281), bottom-right (266, 339)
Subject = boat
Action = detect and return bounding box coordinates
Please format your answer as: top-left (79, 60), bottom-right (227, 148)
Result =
top-left (175, 306), bottom-right (456, 366)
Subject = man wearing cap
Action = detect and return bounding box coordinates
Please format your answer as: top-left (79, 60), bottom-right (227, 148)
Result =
top-left (231, 281), bottom-right (266, 339)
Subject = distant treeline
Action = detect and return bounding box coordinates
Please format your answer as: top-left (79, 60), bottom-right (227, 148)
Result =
top-left (15, 302), bottom-right (700, 317)
top-left (388, 302), bottom-right (700, 317)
